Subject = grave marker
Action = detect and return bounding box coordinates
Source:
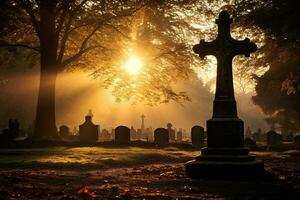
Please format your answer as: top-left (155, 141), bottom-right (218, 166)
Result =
top-left (154, 128), bottom-right (169, 146)
top-left (115, 125), bottom-right (130, 145)
top-left (185, 11), bottom-right (264, 179)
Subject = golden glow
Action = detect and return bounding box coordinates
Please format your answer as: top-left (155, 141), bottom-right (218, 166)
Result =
top-left (123, 54), bottom-right (143, 76)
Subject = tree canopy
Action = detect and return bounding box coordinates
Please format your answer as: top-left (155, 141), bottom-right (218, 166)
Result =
top-left (235, 0), bottom-right (300, 133)
top-left (1, 0), bottom-right (299, 137)
top-left (1, 0), bottom-right (268, 104)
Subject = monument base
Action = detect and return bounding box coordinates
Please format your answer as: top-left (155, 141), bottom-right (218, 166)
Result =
top-left (185, 148), bottom-right (264, 179)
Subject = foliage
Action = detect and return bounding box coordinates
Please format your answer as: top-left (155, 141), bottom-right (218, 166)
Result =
top-left (0, 0), bottom-right (269, 105)
top-left (233, 0), bottom-right (300, 132)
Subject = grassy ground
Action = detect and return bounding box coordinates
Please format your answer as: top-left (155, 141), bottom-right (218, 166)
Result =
top-left (0, 147), bottom-right (299, 199)
top-left (0, 147), bottom-right (198, 170)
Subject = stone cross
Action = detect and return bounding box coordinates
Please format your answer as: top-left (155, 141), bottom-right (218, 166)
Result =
top-left (88, 109), bottom-right (94, 119)
top-left (185, 11), bottom-right (264, 179)
top-left (193, 10), bottom-right (257, 118)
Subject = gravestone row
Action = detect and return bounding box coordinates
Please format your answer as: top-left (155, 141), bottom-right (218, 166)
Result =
top-left (58, 114), bottom-right (206, 146)
top-left (59, 117), bottom-right (299, 148)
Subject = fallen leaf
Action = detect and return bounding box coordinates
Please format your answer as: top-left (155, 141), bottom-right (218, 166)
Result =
top-left (77, 186), bottom-right (96, 197)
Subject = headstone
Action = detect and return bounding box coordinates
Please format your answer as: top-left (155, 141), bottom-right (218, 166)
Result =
top-left (79, 115), bottom-right (99, 142)
top-left (154, 128), bottom-right (169, 146)
top-left (1, 119), bottom-right (20, 140)
top-left (252, 131), bottom-right (260, 142)
top-left (244, 137), bottom-right (256, 146)
top-left (267, 130), bottom-right (282, 146)
top-left (294, 135), bottom-right (300, 145)
top-left (191, 125), bottom-right (205, 147)
top-left (59, 125), bottom-right (70, 139)
top-left (145, 127), bottom-right (154, 142)
top-left (10, 119), bottom-right (20, 138)
top-left (100, 128), bottom-right (110, 141)
top-left (177, 128), bottom-right (183, 142)
top-left (245, 126), bottom-right (252, 139)
top-left (167, 123), bottom-right (175, 141)
top-left (115, 125), bottom-right (130, 145)
top-left (252, 128), bottom-right (267, 142)
top-left (185, 11), bottom-right (264, 179)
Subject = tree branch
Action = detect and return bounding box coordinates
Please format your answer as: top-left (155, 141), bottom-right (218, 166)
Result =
top-left (68, 22), bottom-right (95, 34)
top-left (0, 43), bottom-right (40, 52)
top-left (55, 1), bottom-right (71, 36)
top-left (103, 24), bottom-right (131, 40)
top-left (57, 16), bottom-right (73, 62)
top-left (81, 25), bottom-right (102, 50)
top-left (21, 0), bottom-right (40, 38)
top-left (59, 2), bottom-right (147, 67)
top-left (60, 45), bottom-right (106, 68)
top-left (72, 0), bottom-right (89, 14)
top-left (76, 5), bottom-right (145, 53)
top-left (57, 0), bottom-right (89, 62)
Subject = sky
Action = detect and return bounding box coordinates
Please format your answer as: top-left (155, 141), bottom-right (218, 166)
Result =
top-left (0, 68), bottom-right (269, 133)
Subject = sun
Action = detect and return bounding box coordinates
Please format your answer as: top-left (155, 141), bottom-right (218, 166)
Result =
top-left (123, 54), bottom-right (143, 76)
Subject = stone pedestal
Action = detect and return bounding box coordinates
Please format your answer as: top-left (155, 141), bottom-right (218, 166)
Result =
top-left (207, 118), bottom-right (244, 148)
top-left (185, 147), bottom-right (264, 179)
top-left (186, 117), bottom-right (264, 179)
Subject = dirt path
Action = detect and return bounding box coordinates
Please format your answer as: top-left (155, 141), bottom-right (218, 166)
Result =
top-left (0, 160), bottom-right (299, 200)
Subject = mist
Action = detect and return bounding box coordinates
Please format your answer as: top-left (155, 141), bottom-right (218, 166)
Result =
top-left (0, 68), bottom-right (268, 132)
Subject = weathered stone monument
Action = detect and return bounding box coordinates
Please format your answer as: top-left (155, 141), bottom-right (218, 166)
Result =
top-left (245, 126), bottom-right (252, 139)
top-left (185, 11), bottom-right (264, 178)
top-left (59, 125), bottom-right (70, 139)
top-left (100, 128), bottom-right (111, 141)
top-left (79, 115), bottom-right (99, 142)
top-left (1, 119), bottom-right (20, 140)
top-left (115, 125), bottom-right (130, 145)
top-left (154, 128), bottom-right (169, 146)
top-left (252, 128), bottom-right (266, 142)
top-left (167, 123), bottom-right (175, 141)
top-left (191, 125), bottom-right (205, 147)
top-left (145, 127), bottom-right (154, 142)
top-left (266, 130), bottom-right (282, 146)
top-left (177, 128), bottom-right (183, 142)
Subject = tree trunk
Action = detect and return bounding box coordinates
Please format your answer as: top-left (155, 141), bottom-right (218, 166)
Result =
top-left (33, 0), bottom-right (59, 140)
top-left (33, 68), bottom-right (59, 140)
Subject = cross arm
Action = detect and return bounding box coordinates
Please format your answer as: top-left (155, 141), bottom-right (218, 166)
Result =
top-left (229, 38), bottom-right (257, 57)
top-left (193, 39), bottom-right (218, 59)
